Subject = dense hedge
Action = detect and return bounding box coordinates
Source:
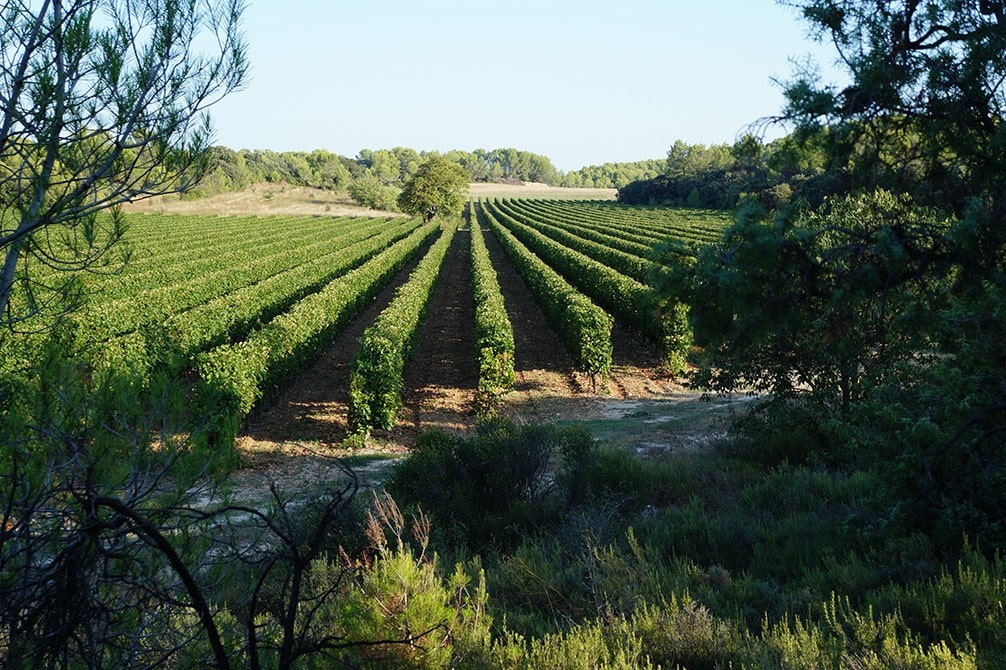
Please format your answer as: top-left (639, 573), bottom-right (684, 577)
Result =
top-left (470, 216), bottom-right (515, 413)
top-left (347, 220), bottom-right (459, 433)
top-left (479, 202), bottom-right (612, 378)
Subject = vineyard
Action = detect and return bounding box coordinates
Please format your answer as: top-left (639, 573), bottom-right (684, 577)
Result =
top-left (2, 200), bottom-right (731, 450)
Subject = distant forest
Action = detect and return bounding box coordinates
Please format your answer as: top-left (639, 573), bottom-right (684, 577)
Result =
top-left (194, 145), bottom-right (664, 209)
top-left (197, 132), bottom-right (862, 213)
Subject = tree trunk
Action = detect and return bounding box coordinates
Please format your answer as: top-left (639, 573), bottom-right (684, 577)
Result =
top-left (0, 239), bottom-right (23, 324)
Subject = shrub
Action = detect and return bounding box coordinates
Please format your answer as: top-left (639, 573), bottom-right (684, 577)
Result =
top-left (347, 174), bottom-right (401, 211)
top-left (387, 420), bottom-right (596, 552)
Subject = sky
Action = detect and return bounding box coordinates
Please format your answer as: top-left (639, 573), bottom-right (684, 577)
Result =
top-left (207, 1), bottom-right (844, 172)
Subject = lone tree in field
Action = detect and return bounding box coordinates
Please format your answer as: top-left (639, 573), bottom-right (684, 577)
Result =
top-left (397, 156), bottom-right (469, 221)
top-left (0, 0), bottom-right (248, 333)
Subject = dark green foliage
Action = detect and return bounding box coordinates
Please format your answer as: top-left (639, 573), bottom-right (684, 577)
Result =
top-left (562, 158), bottom-right (665, 188)
top-left (683, 191), bottom-right (950, 411)
top-left (347, 173), bottom-right (402, 211)
top-left (865, 543), bottom-right (1006, 668)
top-left (387, 420), bottom-right (606, 553)
top-left (720, 395), bottom-right (841, 467)
top-left (664, 1), bottom-right (1006, 554)
top-left (387, 422), bottom-right (555, 552)
top-left (0, 338), bottom-right (227, 666)
top-left (861, 362), bottom-right (1006, 550)
top-left (380, 418), bottom-right (991, 667)
top-left (397, 157), bottom-right (470, 222)
top-left (780, 0), bottom-right (1006, 217)
top-left (196, 146), bottom-right (566, 203)
top-left (617, 137), bottom-right (777, 210)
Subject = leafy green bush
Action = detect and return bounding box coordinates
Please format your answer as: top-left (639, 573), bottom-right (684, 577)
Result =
top-left (388, 420), bottom-right (599, 552)
top-left (865, 543), bottom-right (1006, 668)
top-left (491, 618), bottom-right (651, 669)
top-left (326, 549), bottom-right (490, 669)
top-left (347, 173), bottom-right (401, 211)
top-left (683, 191), bottom-right (951, 408)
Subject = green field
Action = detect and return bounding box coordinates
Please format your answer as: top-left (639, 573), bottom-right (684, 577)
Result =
top-left (2, 200), bottom-right (728, 445)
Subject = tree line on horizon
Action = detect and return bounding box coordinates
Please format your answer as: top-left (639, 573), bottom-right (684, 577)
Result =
top-left (191, 135), bottom-right (855, 215)
top-left (190, 145), bottom-right (667, 207)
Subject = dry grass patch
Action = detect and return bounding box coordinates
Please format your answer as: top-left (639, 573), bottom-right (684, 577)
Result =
top-left (467, 182), bottom-right (616, 200)
top-left (123, 182), bottom-right (615, 219)
top-left (123, 183), bottom-right (398, 218)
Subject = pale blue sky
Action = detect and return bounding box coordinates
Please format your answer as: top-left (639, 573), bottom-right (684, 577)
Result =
top-left (208, 1), bottom-right (842, 171)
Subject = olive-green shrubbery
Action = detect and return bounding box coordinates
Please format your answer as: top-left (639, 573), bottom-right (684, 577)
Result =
top-left (380, 417), bottom-right (1004, 668)
top-left (388, 420), bottom-right (595, 553)
top-left (4, 358), bottom-right (1001, 669)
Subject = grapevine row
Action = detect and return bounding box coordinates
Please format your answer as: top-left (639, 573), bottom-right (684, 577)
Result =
top-left (92, 219), bottom-right (424, 383)
top-left (78, 217), bottom-right (406, 343)
top-left (96, 216), bottom-right (381, 302)
top-left (518, 199), bottom-right (728, 245)
top-left (74, 213), bottom-right (364, 293)
top-left (470, 213), bottom-right (516, 413)
top-left (485, 199), bottom-right (659, 340)
top-left (504, 199), bottom-right (666, 251)
top-left (492, 198), bottom-right (660, 284)
top-left (484, 199), bottom-right (691, 371)
top-left (514, 199), bottom-right (669, 246)
top-left (348, 220), bottom-right (459, 433)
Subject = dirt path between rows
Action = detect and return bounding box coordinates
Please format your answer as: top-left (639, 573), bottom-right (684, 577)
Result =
top-left (389, 224), bottom-right (478, 442)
